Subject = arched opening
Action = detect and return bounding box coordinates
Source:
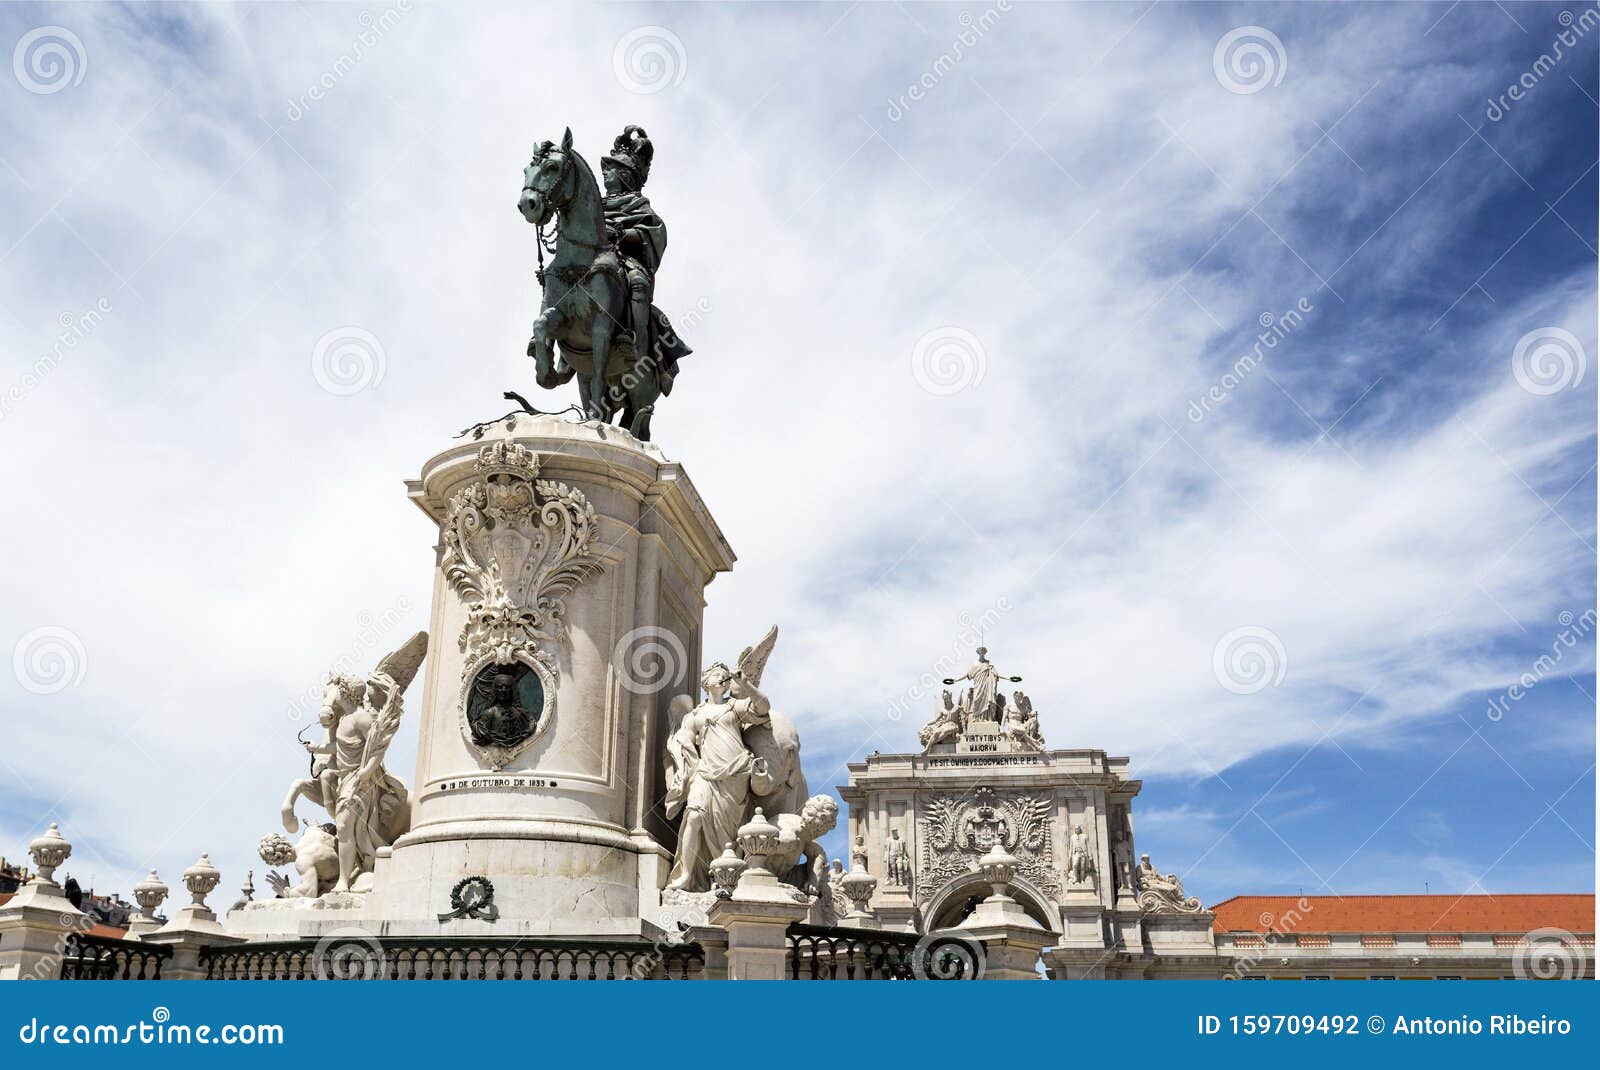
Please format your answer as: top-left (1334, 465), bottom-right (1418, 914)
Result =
top-left (922, 872), bottom-right (1061, 933)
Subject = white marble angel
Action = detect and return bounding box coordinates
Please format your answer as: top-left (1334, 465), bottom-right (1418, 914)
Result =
top-left (276, 631), bottom-right (427, 895)
top-left (663, 626), bottom-right (784, 892)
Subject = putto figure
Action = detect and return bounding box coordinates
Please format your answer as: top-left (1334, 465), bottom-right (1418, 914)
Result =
top-left (517, 126), bottom-right (692, 441)
top-left (275, 631), bottom-right (428, 895)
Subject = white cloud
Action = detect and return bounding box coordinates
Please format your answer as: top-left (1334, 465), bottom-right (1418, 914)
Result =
top-left (0, 3), bottom-right (1590, 898)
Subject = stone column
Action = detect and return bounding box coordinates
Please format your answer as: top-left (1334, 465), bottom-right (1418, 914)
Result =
top-left (0, 824), bottom-right (90, 981)
top-left (957, 845), bottom-right (1054, 980)
top-left (143, 853), bottom-right (243, 979)
top-left (706, 809), bottom-right (809, 980)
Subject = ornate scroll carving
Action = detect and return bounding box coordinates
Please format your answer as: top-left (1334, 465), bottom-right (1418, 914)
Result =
top-left (915, 786), bottom-right (1057, 903)
top-left (440, 441), bottom-right (606, 769)
top-left (1135, 853), bottom-right (1202, 914)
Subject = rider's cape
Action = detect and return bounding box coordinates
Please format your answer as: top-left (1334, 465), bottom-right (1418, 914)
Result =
top-left (602, 192), bottom-right (692, 394)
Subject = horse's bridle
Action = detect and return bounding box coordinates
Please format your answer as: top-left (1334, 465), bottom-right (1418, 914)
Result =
top-left (527, 146), bottom-right (605, 286)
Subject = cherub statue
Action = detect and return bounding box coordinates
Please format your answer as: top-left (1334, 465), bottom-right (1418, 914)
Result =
top-left (663, 627), bottom-right (783, 892)
top-left (768, 794), bottom-right (839, 896)
top-left (259, 825), bottom-right (338, 899)
top-left (277, 632), bottom-right (428, 895)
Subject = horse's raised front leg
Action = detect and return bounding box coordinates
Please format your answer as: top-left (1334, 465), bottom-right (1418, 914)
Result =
top-left (529, 307), bottom-right (565, 389)
top-left (280, 778), bottom-right (316, 834)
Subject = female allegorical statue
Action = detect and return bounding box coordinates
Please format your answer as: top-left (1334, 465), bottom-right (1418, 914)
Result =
top-left (663, 628), bottom-right (782, 892)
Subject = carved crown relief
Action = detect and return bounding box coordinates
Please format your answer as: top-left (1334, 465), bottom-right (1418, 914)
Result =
top-left (916, 786), bottom-right (1058, 902)
top-left (440, 441), bottom-right (607, 769)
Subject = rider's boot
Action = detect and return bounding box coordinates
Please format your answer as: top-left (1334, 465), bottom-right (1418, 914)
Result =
top-left (629, 274), bottom-right (653, 364)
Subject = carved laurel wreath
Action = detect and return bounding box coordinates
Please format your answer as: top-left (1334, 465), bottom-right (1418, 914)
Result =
top-left (439, 441), bottom-right (606, 767)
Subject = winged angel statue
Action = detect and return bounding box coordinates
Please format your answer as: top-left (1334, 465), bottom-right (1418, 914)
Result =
top-left (270, 632), bottom-right (429, 896)
top-left (662, 626), bottom-right (808, 892)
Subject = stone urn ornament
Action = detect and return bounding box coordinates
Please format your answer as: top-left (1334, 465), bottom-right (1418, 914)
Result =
top-left (839, 862), bottom-right (878, 918)
top-left (132, 869), bottom-right (169, 919)
top-left (735, 808), bottom-right (782, 877)
top-left (27, 822), bottom-right (71, 884)
top-left (182, 853), bottom-right (222, 909)
top-left (977, 843), bottom-right (1020, 901)
top-left (708, 842), bottom-right (747, 899)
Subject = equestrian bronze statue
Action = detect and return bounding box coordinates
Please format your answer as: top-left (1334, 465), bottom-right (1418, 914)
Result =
top-left (516, 126), bottom-right (691, 442)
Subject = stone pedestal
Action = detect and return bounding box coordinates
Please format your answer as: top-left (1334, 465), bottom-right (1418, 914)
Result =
top-left (0, 880), bottom-right (88, 981)
top-left (707, 896), bottom-right (809, 980)
top-left (958, 899), bottom-right (1054, 980)
top-left (380, 416), bottom-right (734, 934)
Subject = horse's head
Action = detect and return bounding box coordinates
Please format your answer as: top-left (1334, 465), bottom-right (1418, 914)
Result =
top-left (319, 673), bottom-right (364, 727)
top-left (518, 127), bottom-right (575, 227)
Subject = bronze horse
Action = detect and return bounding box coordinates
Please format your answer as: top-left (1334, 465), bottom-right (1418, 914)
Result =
top-left (517, 129), bottom-right (674, 440)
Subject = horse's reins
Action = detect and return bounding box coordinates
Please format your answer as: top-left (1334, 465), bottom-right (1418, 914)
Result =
top-left (530, 148), bottom-right (613, 288)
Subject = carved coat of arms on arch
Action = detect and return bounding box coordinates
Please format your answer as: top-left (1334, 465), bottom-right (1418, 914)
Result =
top-left (916, 786), bottom-right (1058, 902)
top-left (440, 441), bottom-right (606, 770)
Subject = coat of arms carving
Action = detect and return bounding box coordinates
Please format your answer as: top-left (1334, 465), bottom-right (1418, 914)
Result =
top-left (440, 441), bottom-right (606, 769)
top-left (916, 786), bottom-right (1057, 902)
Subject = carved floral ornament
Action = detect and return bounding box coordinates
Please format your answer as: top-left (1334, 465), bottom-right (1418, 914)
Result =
top-left (439, 441), bottom-right (607, 769)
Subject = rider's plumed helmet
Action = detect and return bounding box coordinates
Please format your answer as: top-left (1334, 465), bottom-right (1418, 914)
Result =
top-left (603, 125), bottom-right (654, 186)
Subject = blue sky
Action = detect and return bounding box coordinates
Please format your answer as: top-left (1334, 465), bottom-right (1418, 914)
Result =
top-left (0, 1), bottom-right (1593, 908)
